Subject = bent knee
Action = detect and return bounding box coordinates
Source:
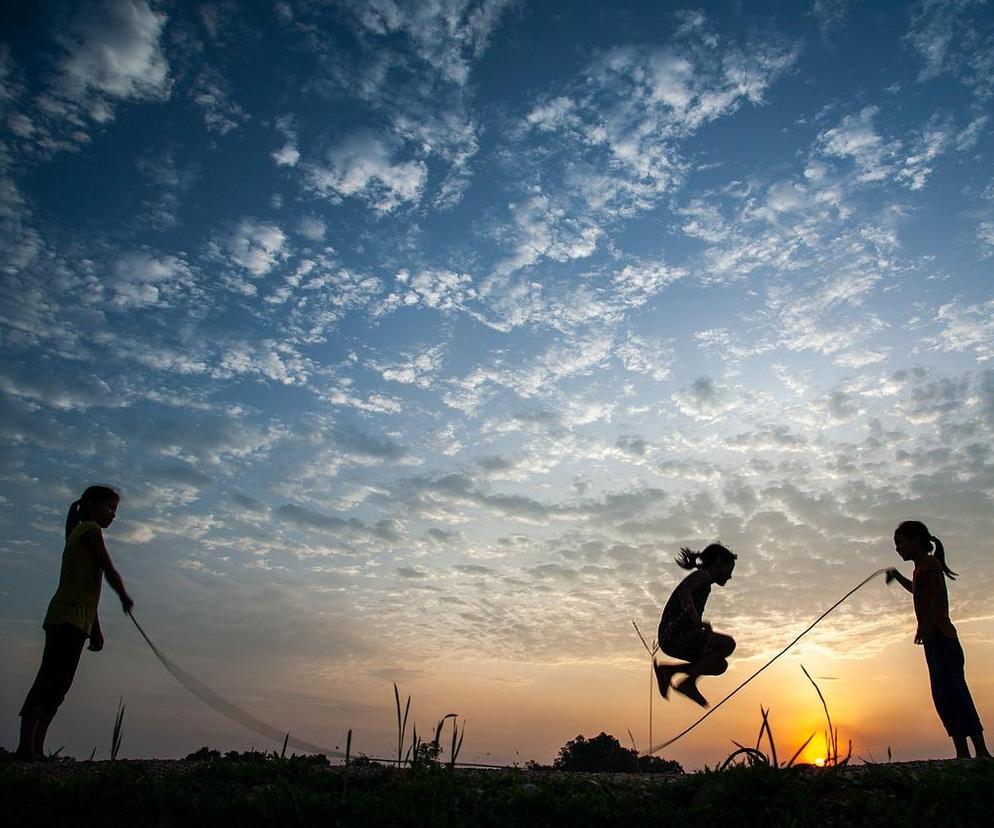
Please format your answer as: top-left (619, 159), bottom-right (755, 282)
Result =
top-left (713, 634), bottom-right (736, 656)
top-left (713, 658), bottom-right (729, 676)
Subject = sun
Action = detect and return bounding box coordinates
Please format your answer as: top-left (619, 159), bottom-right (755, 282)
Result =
top-left (814, 757), bottom-right (826, 768)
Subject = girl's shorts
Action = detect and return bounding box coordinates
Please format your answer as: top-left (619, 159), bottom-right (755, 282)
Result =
top-left (659, 627), bottom-right (711, 662)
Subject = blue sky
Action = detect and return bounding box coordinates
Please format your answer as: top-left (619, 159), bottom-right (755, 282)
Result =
top-left (2, 0), bottom-right (994, 767)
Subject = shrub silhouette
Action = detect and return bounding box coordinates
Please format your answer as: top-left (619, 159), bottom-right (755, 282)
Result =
top-left (553, 732), bottom-right (681, 773)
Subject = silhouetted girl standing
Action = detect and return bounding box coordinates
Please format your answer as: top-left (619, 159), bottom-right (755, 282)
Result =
top-left (654, 543), bottom-right (737, 707)
top-left (16, 486), bottom-right (134, 760)
top-left (886, 520), bottom-right (989, 759)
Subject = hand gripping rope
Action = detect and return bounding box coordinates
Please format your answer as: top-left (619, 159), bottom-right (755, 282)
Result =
top-left (646, 568), bottom-right (888, 755)
top-left (128, 610), bottom-right (345, 758)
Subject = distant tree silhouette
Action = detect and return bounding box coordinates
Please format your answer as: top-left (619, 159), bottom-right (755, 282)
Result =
top-left (552, 732), bottom-right (682, 774)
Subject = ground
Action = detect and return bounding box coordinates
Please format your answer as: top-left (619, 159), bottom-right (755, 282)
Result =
top-left (3, 753), bottom-right (994, 826)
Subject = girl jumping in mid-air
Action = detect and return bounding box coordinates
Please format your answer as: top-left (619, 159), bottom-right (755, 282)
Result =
top-left (885, 520), bottom-right (990, 760)
top-left (16, 485), bottom-right (134, 760)
top-left (654, 543), bottom-right (737, 707)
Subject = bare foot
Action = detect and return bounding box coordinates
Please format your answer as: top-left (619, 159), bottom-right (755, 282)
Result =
top-left (674, 677), bottom-right (709, 708)
top-left (653, 659), bottom-right (676, 699)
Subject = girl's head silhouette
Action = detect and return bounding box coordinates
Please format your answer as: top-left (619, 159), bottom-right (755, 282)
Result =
top-left (675, 543), bottom-right (736, 584)
top-left (66, 485), bottom-right (120, 540)
top-left (894, 519), bottom-right (957, 580)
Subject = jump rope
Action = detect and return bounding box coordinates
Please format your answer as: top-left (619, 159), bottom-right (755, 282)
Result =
top-left (127, 569), bottom-right (888, 761)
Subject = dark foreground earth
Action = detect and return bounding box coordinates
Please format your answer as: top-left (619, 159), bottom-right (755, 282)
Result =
top-left (4, 753), bottom-right (994, 827)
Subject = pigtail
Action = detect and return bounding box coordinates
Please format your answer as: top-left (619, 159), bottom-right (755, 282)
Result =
top-left (931, 534), bottom-right (958, 580)
top-left (65, 499), bottom-right (82, 541)
top-left (675, 546), bottom-right (702, 570)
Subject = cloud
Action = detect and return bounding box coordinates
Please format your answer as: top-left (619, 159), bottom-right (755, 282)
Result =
top-left (926, 299), bottom-right (994, 362)
top-left (192, 65), bottom-right (249, 135)
top-left (109, 251), bottom-right (195, 308)
top-left (349, 0), bottom-right (515, 86)
top-left (818, 107), bottom-right (895, 183)
top-left (134, 148), bottom-right (199, 229)
top-left (615, 333), bottom-right (675, 382)
top-left (222, 219), bottom-right (288, 277)
top-left (374, 269), bottom-right (476, 316)
top-left (373, 345), bottom-right (446, 389)
top-left (306, 133), bottom-right (427, 213)
top-left (271, 112), bottom-right (299, 166)
top-left (55, 0), bottom-right (171, 106)
top-left (672, 376), bottom-right (741, 421)
top-left (907, 0), bottom-right (994, 98)
top-left (219, 340), bottom-right (311, 385)
top-left (296, 216), bottom-right (326, 241)
top-left (332, 423), bottom-right (408, 461)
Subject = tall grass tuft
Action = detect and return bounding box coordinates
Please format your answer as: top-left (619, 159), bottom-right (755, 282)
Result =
top-left (721, 665), bottom-right (851, 771)
top-left (111, 696), bottom-right (125, 761)
top-left (800, 664), bottom-right (851, 766)
top-left (394, 683), bottom-right (411, 769)
top-left (448, 718), bottom-right (465, 770)
top-left (343, 729), bottom-right (352, 797)
top-left (632, 620), bottom-right (660, 757)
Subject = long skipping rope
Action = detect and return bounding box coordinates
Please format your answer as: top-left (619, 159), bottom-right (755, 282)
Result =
top-left (128, 610), bottom-right (345, 758)
top-left (646, 568), bottom-right (887, 755)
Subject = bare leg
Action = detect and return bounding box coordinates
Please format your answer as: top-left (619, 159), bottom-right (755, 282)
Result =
top-left (952, 736), bottom-right (970, 759)
top-left (674, 634), bottom-right (736, 708)
top-left (34, 717), bottom-right (52, 758)
top-left (970, 734), bottom-right (991, 758)
top-left (681, 634), bottom-right (736, 680)
top-left (16, 717), bottom-right (40, 759)
top-left (653, 659), bottom-right (688, 699)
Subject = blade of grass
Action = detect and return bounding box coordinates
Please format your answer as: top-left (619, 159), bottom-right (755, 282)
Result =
top-left (343, 729), bottom-right (352, 798)
top-left (784, 732), bottom-right (816, 768)
top-left (759, 707), bottom-right (779, 769)
top-left (449, 719), bottom-right (466, 769)
top-left (800, 665), bottom-right (835, 761)
top-left (111, 696), bottom-right (125, 761)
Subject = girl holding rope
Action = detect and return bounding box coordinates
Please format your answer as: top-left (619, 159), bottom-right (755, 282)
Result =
top-left (653, 543), bottom-right (737, 707)
top-left (886, 520), bottom-right (989, 759)
top-left (16, 486), bottom-right (134, 760)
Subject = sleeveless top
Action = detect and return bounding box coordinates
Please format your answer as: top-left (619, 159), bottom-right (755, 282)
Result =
top-left (43, 521), bottom-right (103, 636)
top-left (658, 576), bottom-right (711, 641)
top-left (913, 555), bottom-right (957, 639)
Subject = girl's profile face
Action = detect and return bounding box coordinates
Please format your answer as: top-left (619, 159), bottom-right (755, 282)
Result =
top-left (91, 498), bottom-right (118, 529)
top-left (713, 559), bottom-right (735, 586)
top-left (894, 531), bottom-right (927, 561)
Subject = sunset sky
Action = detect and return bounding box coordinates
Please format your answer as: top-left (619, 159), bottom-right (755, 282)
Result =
top-left (2, 0), bottom-right (994, 769)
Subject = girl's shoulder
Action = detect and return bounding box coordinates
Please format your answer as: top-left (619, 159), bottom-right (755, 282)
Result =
top-left (680, 568), bottom-right (711, 589)
top-left (68, 520), bottom-right (102, 542)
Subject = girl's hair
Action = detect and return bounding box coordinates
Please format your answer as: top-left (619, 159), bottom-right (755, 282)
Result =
top-left (65, 485), bottom-right (120, 540)
top-left (675, 542), bottom-right (737, 571)
top-left (895, 520), bottom-right (957, 580)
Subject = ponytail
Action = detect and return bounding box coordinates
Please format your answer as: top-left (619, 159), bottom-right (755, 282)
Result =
top-left (675, 546), bottom-right (701, 570)
top-left (675, 542), bottom-right (736, 570)
top-left (931, 534), bottom-right (958, 580)
top-left (64, 500), bottom-right (82, 541)
top-left (66, 485), bottom-right (120, 540)
top-left (895, 520), bottom-right (957, 580)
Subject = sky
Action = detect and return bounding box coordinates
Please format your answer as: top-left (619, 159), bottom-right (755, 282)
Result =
top-left (2, 0), bottom-right (994, 770)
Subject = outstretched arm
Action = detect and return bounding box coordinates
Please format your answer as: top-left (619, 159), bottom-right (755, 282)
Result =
top-left (885, 568), bottom-right (913, 594)
top-left (82, 529), bottom-right (134, 613)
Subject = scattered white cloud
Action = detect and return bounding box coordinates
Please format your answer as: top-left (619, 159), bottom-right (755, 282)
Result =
top-left (222, 218), bottom-right (288, 277)
top-left (193, 65), bottom-right (249, 135)
top-left (306, 133), bottom-right (427, 213)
